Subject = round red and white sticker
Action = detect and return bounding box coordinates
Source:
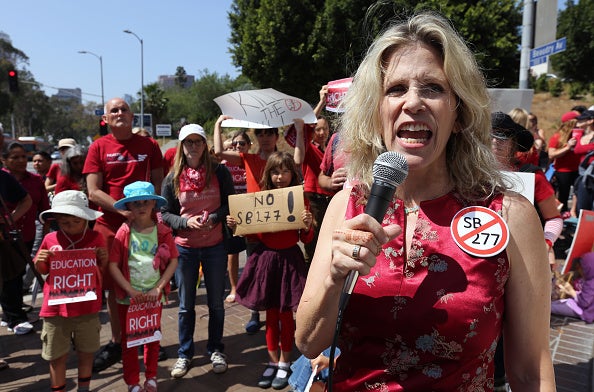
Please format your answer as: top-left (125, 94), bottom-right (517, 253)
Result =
top-left (450, 206), bottom-right (509, 257)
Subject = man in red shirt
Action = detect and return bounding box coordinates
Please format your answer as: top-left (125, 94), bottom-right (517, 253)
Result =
top-left (83, 97), bottom-right (164, 372)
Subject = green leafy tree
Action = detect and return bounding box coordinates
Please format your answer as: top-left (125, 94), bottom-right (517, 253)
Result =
top-left (229, 0), bottom-right (522, 103)
top-left (144, 83), bottom-right (169, 126)
top-left (553, 0), bottom-right (594, 84)
top-left (174, 66), bottom-right (189, 88)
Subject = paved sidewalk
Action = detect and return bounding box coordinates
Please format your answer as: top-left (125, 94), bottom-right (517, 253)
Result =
top-left (0, 285), bottom-right (294, 392)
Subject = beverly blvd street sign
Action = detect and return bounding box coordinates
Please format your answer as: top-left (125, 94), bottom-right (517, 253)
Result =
top-left (530, 37), bottom-right (566, 67)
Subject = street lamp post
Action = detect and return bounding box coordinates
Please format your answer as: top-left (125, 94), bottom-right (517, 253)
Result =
top-left (123, 29), bottom-right (144, 128)
top-left (78, 50), bottom-right (105, 109)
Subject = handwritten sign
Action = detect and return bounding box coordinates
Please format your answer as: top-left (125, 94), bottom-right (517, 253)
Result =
top-left (47, 249), bottom-right (99, 306)
top-left (214, 88), bottom-right (317, 129)
top-left (229, 185), bottom-right (306, 236)
top-left (326, 78), bottom-right (352, 113)
top-left (126, 299), bottom-right (163, 348)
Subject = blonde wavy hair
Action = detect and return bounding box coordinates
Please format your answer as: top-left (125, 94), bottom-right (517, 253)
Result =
top-left (508, 107), bottom-right (530, 129)
top-left (339, 12), bottom-right (507, 201)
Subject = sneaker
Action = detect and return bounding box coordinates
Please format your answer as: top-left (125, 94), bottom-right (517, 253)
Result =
top-left (210, 350), bottom-right (228, 374)
top-left (12, 321), bottom-right (33, 335)
top-left (245, 312), bottom-right (262, 334)
top-left (127, 384), bottom-right (144, 392)
top-left (93, 341), bottom-right (122, 373)
top-left (171, 358), bottom-right (191, 378)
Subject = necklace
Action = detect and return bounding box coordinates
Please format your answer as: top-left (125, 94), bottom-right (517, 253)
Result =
top-left (404, 205), bottom-right (419, 215)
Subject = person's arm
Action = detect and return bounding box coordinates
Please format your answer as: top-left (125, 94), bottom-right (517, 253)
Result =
top-left (293, 118), bottom-right (306, 166)
top-left (86, 172), bottom-right (131, 219)
top-left (108, 262), bottom-right (144, 302)
top-left (159, 174), bottom-right (188, 230)
top-left (150, 167), bottom-right (163, 195)
top-left (10, 194), bottom-right (32, 223)
top-left (213, 115), bottom-right (243, 165)
top-left (313, 85), bottom-right (328, 117)
top-left (145, 257), bottom-right (178, 303)
top-left (295, 189), bottom-right (400, 357)
top-left (548, 137), bottom-right (577, 160)
top-left (501, 193), bottom-right (556, 391)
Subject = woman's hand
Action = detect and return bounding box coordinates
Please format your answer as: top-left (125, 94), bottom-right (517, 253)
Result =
top-left (128, 287), bottom-right (145, 303)
top-left (329, 214), bottom-right (400, 284)
top-left (302, 209), bottom-right (313, 231)
top-left (144, 286), bottom-right (162, 303)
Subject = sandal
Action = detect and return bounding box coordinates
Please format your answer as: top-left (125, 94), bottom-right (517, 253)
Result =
top-left (225, 294), bottom-right (236, 303)
top-left (128, 384), bottom-right (144, 392)
top-left (144, 377), bottom-right (157, 392)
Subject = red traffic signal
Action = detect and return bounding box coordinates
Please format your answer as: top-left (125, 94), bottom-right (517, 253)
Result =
top-left (99, 119), bottom-right (108, 135)
top-left (7, 69), bottom-right (18, 93)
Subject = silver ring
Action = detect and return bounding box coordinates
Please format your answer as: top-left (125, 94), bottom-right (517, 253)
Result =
top-left (352, 245), bottom-right (361, 260)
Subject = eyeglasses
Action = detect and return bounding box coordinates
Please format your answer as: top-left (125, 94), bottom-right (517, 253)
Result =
top-left (232, 140), bottom-right (247, 147)
top-left (183, 138), bottom-right (205, 147)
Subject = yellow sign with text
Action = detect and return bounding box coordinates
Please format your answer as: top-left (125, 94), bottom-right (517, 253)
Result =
top-left (229, 185), bottom-right (305, 236)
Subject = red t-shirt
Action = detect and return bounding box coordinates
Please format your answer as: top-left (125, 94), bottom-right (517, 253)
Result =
top-left (46, 163), bottom-right (61, 183)
top-left (548, 132), bottom-right (581, 172)
top-left (55, 174), bottom-right (82, 194)
top-left (163, 146), bottom-right (177, 175)
top-left (37, 229), bottom-right (105, 318)
top-left (534, 169), bottom-right (555, 204)
top-left (303, 140), bottom-right (332, 196)
top-left (83, 134), bottom-right (163, 229)
top-left (240, 153), bottom-right (268, 193)
top-left (2, 169), bottom-right (50, 242)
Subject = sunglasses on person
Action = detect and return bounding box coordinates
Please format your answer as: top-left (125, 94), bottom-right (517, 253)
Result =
top-left (183, 138), bottom-right (205, 147)
top-left (232, 140), bottom-right (247, 147)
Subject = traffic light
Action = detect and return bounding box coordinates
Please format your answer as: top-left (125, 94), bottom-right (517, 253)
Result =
top-left (7, 69), bottom-right (19, 93)
top-left (99, 119), bottom-right (108, 135)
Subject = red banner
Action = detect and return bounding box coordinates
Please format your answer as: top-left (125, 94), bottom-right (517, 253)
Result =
top-left (126, 299), bottom-right (162, 348)
top-left (47, 249), bottom-right (99, 306)
top-left (326, 78), bottom-right (352, 113)
top-left (562, 210), bottom-right (594, 273)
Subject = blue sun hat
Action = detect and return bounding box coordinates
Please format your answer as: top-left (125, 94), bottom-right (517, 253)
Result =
top-left (113, 181), bottom-right (167, 210)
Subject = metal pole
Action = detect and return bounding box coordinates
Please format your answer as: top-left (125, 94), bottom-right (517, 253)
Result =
top-left (124, 30), bottom-right (144, 128)
top-left (519, 0), bottom-right (535, 89)
top-left (78, 50), bottom-right (105, 108)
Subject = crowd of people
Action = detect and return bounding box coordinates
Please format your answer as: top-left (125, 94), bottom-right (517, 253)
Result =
top-left (1, 10), bottom-right (594, 392)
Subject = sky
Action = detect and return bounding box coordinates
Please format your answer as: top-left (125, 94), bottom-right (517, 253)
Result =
top-left (1, 0), bottom-right (239, 106)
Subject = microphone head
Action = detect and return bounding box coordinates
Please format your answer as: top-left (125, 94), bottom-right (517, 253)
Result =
top-left (373, 151), bottom-right (408, 188)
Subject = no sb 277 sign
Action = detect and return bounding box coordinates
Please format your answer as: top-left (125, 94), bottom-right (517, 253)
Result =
top-left (229, 185), bottom-right (306, 236)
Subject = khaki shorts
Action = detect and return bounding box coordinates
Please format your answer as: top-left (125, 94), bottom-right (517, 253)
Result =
top-left (41, 314), bottom-right (101, 361)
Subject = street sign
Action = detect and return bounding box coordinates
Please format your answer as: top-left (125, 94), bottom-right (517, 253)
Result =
top-left (530, 37), bottom-right (566, 67)
top-left (155, 124), bottom-right (172, 137)
top-left (94, 109), bottom-right (104, 116)
top-left (133, 113), bottom-right (153, 131)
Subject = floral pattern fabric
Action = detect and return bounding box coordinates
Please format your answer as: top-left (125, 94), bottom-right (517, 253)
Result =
top-left (332, 185), bottom-right (509, 391)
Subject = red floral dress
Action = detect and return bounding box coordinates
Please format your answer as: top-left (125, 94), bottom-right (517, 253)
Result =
top-left (332, 186), bottom-right (510, 391)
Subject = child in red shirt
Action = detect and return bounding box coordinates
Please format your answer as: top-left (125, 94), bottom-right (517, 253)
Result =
top-left (35, 191), bottom-right (106, 392)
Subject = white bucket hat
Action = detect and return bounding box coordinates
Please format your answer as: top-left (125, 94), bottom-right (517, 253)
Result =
top-left (39, 190), bottom-right (103, 223)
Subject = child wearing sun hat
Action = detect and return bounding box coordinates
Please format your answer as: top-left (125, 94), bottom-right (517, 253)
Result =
top-left (109, 181), bottom-right (178, 392)
top-left (35, 190), bottom-right (106, 392)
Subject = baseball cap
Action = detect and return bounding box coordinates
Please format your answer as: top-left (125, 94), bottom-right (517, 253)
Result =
top-left (178, 124), bottom-right (206, 141)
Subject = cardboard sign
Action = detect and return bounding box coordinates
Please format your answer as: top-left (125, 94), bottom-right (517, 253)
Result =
top-left (126, 299), bottom-right (163, 348)
top-left (562, 210), bottom-right (594, 273)
top-left (47, 249), bottom-right (99, 306)
top-left (214, 88), bottom-right (317, 129)
top-left (326, 78), bottom-right (352, 113)
top-left (229, 185), bottom-right (306, 236)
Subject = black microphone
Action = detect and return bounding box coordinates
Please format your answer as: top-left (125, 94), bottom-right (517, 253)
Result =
top-left (342, 151), bottom-right (409, 297)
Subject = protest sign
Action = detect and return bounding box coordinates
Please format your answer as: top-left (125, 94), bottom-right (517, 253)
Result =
top-left (229, 185), bottom-right (306, 236)
top-left (501, 171), bottom-right (535, 204)
top-left (47, 249), bottom-right (99, 306)
top-left (126, 299), bottom-right (163, 348)
top-left (214, 88), bottom-right (316, 129)
top-left (562, 210), bottom-right (594, 273)
top-left (326, 78), bottom-right (352, 113)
